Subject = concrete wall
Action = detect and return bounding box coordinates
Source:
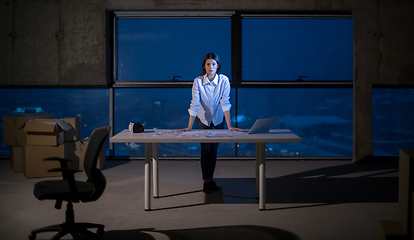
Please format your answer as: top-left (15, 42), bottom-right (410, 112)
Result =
top-left (0, 0), bottom-right (413, 162)
top-left (353, 0), bottom-right (414, 162)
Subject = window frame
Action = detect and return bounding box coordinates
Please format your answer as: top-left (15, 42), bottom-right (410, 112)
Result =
top-left (111, 11), bottom-right (234, 86)
top-left (110, 10), bottom-right (353, 88)
top-left (107, 10), bottom-right (354, 159)
top-left (235, 12), bottom-right (353, 87)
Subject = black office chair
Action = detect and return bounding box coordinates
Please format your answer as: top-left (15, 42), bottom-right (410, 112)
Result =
top-left (29, 125), bottom-right (111, 240)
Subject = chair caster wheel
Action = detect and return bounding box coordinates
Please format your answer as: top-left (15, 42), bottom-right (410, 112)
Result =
top-left (28, 233), bottom-right (36, 240)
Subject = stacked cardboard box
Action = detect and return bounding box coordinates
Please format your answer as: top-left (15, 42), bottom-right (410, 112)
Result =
top-left (4, 115), bottom-right (77, 178)
top-left (23, 119), bottom-right (77, 178)
top-left (31, 118), bottom-right (82, 172)
top-left (35, 118), bottom-right (106, 171)
top-left (3, 114), bottom-right (53, 173)
top-left (3, 115), bottom-right (106, 178)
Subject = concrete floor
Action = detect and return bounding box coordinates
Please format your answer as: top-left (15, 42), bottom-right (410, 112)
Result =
top-left (0, 159), bottom-right (399, 240)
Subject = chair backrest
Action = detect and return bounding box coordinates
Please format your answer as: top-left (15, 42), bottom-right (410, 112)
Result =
top-left (83, 125), bottom-right (111, 202)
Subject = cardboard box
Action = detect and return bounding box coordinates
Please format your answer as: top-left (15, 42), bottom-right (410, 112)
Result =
top-left (24, 145), bottom-right (64, 178)
top-left (24, 120), bottom-right (72, 146)
top-left (2, 114), bottom-right (53, 145)
top-left (76, 138), bottom-right (106, 171)
top-left (62, 117), bottom-right (80, 141)
top-left (399, 149), bottom-right (414, 238)
top-left (10, 146), bottom-right (24, 173)
top-left (35, 117), bottom-right (80, 141)
top-left (23, 143), bottom-right (77, 178)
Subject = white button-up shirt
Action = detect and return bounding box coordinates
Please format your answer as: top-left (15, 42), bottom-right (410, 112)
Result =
top-left (188, 73), bottom-right (231, 126)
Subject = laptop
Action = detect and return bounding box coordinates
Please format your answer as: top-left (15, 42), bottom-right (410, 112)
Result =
top-left (247, 118), bottom-right (278, 134)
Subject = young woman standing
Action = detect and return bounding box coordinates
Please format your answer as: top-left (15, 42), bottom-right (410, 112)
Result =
top-left (181, 53), bottom-right (241, 193)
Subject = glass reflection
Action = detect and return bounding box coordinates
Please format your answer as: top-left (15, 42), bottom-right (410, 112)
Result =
top-left (117, 18), bottom-right (231, 81)
top-left (236, 88), bottom-right (353, 157)
top-left (242, 18), bottom-right (353, 81)
top-left (373, 88), bottom-right (414, 156)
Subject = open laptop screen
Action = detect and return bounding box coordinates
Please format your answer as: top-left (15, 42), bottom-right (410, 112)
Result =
top-left (248, 118), bottom-right (278, 134)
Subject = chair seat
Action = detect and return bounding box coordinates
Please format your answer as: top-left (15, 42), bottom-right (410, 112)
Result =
top-left (34, 180), bottom-right (95, 202)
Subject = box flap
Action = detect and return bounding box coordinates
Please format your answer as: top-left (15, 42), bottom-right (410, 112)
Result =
top-left (56, 120), bottom-right (72, 132)
top-left (35, 117), bottom-right (80, 141)
top-left (24, 121), bottom-right (58, 133)
top-left (25, 120), bottom-right (71, 133)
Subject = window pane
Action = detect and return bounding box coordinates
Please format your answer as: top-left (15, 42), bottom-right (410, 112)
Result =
top-left (236, 88), bottom-right (353, 157)
top-left (117, 18), bottom-right (231, 81)
top-left (0, 88), bottom-right (109, 155)
top-left (242, 18), bottom-right (353, 81)
top-left (114, 88), bottom-right (236, 157)
top-left (373, 88), bottom-right (414, 156)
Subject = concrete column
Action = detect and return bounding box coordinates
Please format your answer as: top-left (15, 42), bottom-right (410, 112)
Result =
top-left (0, 0), bottom-right (13, 84)
top-left (352, 0), bottom-right (380, 163)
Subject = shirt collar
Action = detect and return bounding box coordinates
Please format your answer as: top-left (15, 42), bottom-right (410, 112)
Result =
top-left (203, 73), bottom-right (219, 85)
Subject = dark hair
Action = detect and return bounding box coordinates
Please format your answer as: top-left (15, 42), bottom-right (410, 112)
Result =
top-left (201, 53), bottom-right (221, 76)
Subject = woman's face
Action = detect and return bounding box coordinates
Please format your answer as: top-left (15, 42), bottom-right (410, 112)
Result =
top-left (204, 59), bottom-right (218, 76)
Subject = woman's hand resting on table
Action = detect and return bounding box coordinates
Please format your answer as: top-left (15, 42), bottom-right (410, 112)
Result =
top-left (179, 127), bottom-right (192, 132)
top-left (228, 126), bottom-right (243, 131)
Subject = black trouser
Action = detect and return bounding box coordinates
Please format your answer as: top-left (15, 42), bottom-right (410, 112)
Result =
top-left (196, 117), bottom-right (225, 180)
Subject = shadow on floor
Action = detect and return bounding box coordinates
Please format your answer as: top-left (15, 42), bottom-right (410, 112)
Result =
top-left (147, 160), bottom-right (399, 211)
top-left (104, 160), bottom-right (398, 211)
top-left (217, 160), bottom-right (399, 207)
top-left (149, 188), bottom-right (223, 211)
top-left (103, 225), bottom-right (299, 240)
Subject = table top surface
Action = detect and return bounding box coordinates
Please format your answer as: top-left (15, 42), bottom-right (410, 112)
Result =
top-left (110, 129), bottom-right (301, 143)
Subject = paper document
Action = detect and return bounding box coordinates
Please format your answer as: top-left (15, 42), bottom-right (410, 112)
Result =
top-left (206, 131), bottom-right (233, 137)
top-left (154, 130), bottom-right (179, 136)
top-left (177, 132), bottom-right (200, 138)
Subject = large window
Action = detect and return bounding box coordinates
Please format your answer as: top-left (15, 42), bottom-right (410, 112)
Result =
top-left (111, 11), bottom-right (354, 158)
top-left (116, 16), bottom-right (231, 81)
top-left (242, 18), bottom-right (353, 81)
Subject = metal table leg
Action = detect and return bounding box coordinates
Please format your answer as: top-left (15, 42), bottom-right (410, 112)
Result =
top-left (152, 143), bottom-right (159, 198)
top-left (258, 142), bottom-right (266, 210)
top-left (144, 143), bottom-right (151, 211)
